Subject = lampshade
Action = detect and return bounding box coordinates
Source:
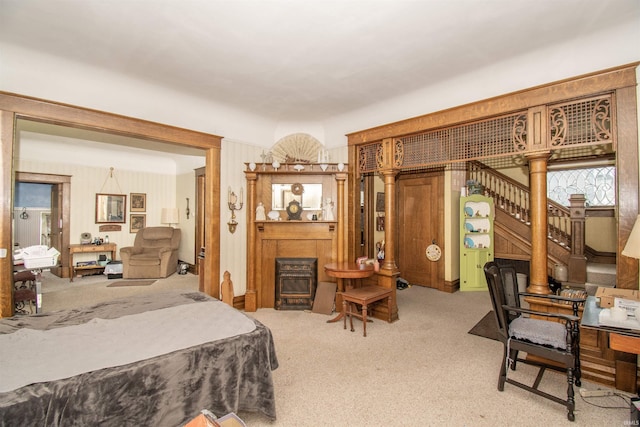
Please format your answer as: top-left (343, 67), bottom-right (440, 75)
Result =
top-left (622, 214), bottom-right (640, 259)
top-left (161, 208), bottom-right (179, 226)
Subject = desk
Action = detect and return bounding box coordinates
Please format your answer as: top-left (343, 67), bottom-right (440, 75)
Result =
top-left (324, 262), bottom-right (374, 323)
top-left (69, 243), bottom-right (117, 281)
top-left (581, 295), bottom-right (640, 393)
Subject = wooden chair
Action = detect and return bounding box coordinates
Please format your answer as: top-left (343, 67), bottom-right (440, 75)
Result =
top-left (341, 285), bottom-right (392, 337)
top-left (483, 261), bottom-right (585, 422)
top-left (13, 270), bottom-right (37, 314)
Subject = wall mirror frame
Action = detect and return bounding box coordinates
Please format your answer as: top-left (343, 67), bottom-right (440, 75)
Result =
top-left (271, 183), bottom-right (323, 210)
top-left (95, 193), bottom-right (127, 223)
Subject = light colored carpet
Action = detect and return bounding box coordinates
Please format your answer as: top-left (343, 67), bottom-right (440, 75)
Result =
top-left (36, 274), bottom-right (632, 426)
top-left (106, 280), bottom-right (157, 287)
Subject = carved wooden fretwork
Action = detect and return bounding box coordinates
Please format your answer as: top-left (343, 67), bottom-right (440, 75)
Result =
top-left (394, 139), bottom-right (404, 167)
top-left (550, 107), bottom-right (568, 147)
top-left (376, 143), bottom-right (384, 170)
top-left (548, 95), bottom-right (612, 148)
top-left (357, 94), bottom-right (614, 174)
top-left (512, 114), bottom-right (528, 152)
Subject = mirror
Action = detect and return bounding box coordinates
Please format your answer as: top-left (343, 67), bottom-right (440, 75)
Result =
top-left (272, 184), bottom-right (322, 210)
top-left (95, 193), bottom-right (126, 223)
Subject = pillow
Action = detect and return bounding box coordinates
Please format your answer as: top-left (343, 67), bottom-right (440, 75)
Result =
top-left (509, 317), bottom-right (567, 349)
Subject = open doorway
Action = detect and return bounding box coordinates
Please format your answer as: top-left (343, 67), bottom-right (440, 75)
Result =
top-left (14, 172), bottom-right (71, 278)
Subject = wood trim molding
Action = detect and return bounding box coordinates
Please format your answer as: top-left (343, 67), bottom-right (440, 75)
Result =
top-left (0, 92), bottom-right (223, 317)
top-left (0, 91), bottom-right (222, 149)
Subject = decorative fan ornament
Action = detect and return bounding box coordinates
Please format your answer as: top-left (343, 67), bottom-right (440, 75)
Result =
top-left (271, 133), bottom-right (323, 163)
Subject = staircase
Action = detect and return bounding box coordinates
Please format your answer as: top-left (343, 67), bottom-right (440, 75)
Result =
top-left (585, 262), bottom-right (617, 294)
top-left (468, 162), bottom-right (616, 293)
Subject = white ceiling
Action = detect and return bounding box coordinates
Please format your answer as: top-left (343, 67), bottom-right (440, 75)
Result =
top-left (2, 0), bottom-right (638, 123)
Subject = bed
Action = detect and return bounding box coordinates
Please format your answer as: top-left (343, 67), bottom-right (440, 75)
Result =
top-left (0, 290), bottom-right (278, 426)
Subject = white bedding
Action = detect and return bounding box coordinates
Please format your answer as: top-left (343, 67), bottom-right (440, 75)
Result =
top-left (0, 300), bottom-right (256, 392)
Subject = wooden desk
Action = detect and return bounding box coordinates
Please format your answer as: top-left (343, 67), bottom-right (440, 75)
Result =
top-left (342, 285), bottom-right (392, 337)
top-left (69, 243), bottom-right (117, 281)
top-left (581, 295), bottom-right (640, 393)
top-left (324, 262), bottom-right (375, 323)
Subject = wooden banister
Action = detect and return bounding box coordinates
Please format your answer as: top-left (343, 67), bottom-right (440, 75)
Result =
top-left (468, 161), bottom-right (587, 283)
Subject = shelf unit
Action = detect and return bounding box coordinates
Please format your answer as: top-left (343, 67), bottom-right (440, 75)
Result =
top-left (460, 195), bottom-right (494, 291)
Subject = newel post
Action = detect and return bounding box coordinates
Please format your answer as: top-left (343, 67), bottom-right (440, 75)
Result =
top-left (568, 194), bottom-right (587, 284)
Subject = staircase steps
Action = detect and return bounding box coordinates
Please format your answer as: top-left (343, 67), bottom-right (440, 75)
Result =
top-left (584, 262), bottom-right (616, 295)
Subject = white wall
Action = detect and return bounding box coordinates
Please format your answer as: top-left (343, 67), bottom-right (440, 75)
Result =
top-left (322, 20), bottom-right (639, 146)
top-left (16, 157), bottom-right (177, 264)
top-left (3, 17), bottom-right (637, 150)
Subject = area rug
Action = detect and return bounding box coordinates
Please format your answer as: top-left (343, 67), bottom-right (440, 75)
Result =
top-left (107, 280), bottom-right (156, 287)
top-left (468, 311), bottom-right (498, 341)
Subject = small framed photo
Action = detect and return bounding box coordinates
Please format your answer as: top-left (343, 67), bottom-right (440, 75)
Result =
top-left (376, 192), bottom-right (385, 212)
top-left (130, 214), bottom-right (146, 233)
top-left (130, 193), bottom-right (146, 212)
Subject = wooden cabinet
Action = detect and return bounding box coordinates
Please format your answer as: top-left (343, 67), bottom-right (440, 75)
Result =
top-left (460, 195), bottom-right (493, 291)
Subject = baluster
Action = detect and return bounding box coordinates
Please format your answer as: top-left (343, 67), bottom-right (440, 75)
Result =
top-left (509, 184), bottom-right (515, 216)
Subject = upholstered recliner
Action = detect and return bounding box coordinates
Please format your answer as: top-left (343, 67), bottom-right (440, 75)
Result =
top-left (120, 227), bottom-right (181, 279)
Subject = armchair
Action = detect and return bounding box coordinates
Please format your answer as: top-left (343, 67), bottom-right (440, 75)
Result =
top-left (120, 227), bottom-right (181, 279)
top-left (483, 262), bottom-right (585, 422)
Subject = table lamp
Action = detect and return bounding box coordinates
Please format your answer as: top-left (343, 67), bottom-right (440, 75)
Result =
top-left (622, 214), bottom-right (640, 260)
top-left (161, 208), bottom-right (179, 228)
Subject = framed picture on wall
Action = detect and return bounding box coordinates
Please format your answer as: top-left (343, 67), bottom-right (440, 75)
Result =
top-left (376, 192), bottom-right (385, 212)
top-left (130, 214), bottom-right (145, 233)
top-left (130, 193), bottom-right (146, 212)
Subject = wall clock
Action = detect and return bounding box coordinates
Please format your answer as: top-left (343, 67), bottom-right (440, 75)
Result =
top-left (286, 200), bottom-right (302, 220)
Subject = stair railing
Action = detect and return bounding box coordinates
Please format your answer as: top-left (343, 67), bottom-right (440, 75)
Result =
top-left (467, 161), bottom-right (574, 249)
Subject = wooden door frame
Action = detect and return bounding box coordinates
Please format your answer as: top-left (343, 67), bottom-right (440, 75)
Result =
top-left (0, 91), bottom-right (222, 318)
top-left (15, 172), bottom-right (71, 278)
top-left (347, 63), bottom-right (639, 293)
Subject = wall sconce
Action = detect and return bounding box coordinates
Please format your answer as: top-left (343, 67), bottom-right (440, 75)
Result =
top-left (227, 186), bottom-right (243, 233)
top-left (186, 198), bottom-right (191, 219)
top-left (161, 208), bottom-right (180, 228)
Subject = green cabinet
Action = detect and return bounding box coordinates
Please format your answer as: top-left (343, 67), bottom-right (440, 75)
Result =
top-left (460, 195), bottom-right (494, 291)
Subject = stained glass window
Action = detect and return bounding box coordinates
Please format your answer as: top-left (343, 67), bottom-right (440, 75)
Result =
top-left (547, 166), bottom-right (615, 207)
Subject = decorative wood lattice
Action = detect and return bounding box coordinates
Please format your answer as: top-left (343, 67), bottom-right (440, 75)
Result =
top-left (357, 94), bottom-right (614, 174)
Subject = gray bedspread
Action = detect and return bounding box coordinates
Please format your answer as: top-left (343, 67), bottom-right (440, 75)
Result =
top-left (0, 290), bottom-right (278, 426)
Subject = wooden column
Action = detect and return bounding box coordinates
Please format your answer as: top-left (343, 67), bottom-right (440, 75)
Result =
top-left (336, 172), bottom-right (347, 262)
top-left (0, 110), bottom-right (15, 318)
top-left (377, 139), bottom-right (400, 321)
top-left (527, 152), bottom-right (551, 295)
top-left (204, 146), bottom-right (221, 299)
top-left (244, 172), bottom-right (258, 311)
top-left (381, 169), bottom-right (399, 271)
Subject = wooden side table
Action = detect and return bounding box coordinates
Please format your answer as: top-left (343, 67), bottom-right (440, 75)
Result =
top-left (342, 285), bottom-right (392, 337)
top-left (69, 243), bottom-right (117, 281)
top-left (324, 262), bottom-right (375, 323)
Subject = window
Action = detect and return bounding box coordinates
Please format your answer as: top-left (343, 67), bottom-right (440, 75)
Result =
top-left (547, 166), bottom-right (615, 207)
